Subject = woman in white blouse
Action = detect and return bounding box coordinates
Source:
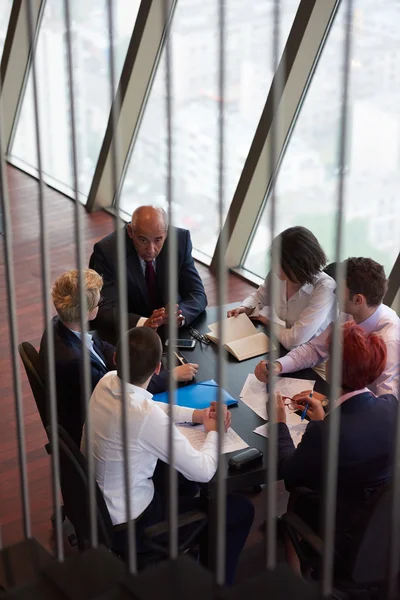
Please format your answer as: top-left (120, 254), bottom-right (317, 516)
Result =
top-left (227, 226), bottom-right (336, 350)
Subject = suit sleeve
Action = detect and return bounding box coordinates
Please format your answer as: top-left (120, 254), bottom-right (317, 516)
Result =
top-left (96, 337), bottom-right (116, 370)
top-left (90, 243), bottom-right (141, 332)
top-left (277, 421), bottom-right (323, 491)
top-left (177, 230), bottom-right (207, 325)
top-left (147, 369), bottom-right (169, 395)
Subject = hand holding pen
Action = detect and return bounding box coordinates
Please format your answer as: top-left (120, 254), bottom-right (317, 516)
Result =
top-left (288, 389), bottom-right (327, 421)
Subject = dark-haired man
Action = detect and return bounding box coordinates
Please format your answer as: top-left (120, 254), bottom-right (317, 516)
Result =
top-left (255, 257), bottom-right (399, 398)
top-left (81, 327), bottom-right (254, 584)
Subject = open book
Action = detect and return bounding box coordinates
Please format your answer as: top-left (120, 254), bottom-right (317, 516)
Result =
top-left (206, 313), bottom-right (275, 361)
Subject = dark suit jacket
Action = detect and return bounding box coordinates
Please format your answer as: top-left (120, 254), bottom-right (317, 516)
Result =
top-left (39, 316), bottom-right (169, 445)
top-left (277, 391), bottom-right (398, 548)
top-left (89, 225), bottom-right (207, 334)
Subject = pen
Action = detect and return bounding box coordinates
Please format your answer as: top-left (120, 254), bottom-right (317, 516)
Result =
top-left (173, 351), bottom-right (185, 365)
top-left (301, 391), bottom-right (313, 421)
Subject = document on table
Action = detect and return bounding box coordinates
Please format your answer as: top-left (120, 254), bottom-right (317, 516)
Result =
top-left (253, 410), bottom-right (308, 448)
top-left (240, 374), bottom-right (315, 400)
top-left (176, 424), bottom-right (248, 454)
top-left (239, 375), bottom-right (316, 422)
top-left (240, 393), bottom-right (268, 421)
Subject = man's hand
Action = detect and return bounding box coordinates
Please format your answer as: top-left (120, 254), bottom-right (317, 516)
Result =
top-left (254, 360), bottom-right (282, 384)
top-left (173, 363), bottom-right (199, 382)
top-left (227, 306), bottom-right (251, 318)
top-left (143, 308), bottom-right (166, 330)
top-left (203, 408), bottom-right (218, 433)
top-left (165, 304), bottom-right (185, 327)
top-left (291, 390), bottom-right (325, 421)
top-left (209, 402), bottom-right (231, 432)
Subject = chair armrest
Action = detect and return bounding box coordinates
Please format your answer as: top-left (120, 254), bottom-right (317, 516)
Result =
top-left (143, 510), bottom-right (207, 556)
top-left (281, 512), bottom-right (324, 556)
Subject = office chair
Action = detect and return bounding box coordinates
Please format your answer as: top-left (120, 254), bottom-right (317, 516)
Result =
top-left (18, 342), bottom-right (51, 454)
top-left (49, 425), bottom-right (208, 570)
top-left (280, 484), bottom-right (395, 599)
top-left (324, 262), bottom-right (337, 281)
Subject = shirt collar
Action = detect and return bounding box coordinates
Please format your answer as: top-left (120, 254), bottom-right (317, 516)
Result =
top-left (139, 256), bottom-right (156, 269)
top-left (70, 329), bottom-right (93, 345)
top-left (335, 387), bottom-right (371, 407)
top-left (125, 380), bottom-right (153, 401)
top-left (357, 304), bottom-right (384, 334)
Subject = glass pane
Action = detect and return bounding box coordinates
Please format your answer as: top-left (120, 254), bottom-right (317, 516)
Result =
top-left (0, 0), bottom-right (13, 59)
top-left (120, 0), bottom-right (301, 258)
top-left (10, 0), bottom-right (139, 199)
top-left (245, 1), bottom-right (400, 279)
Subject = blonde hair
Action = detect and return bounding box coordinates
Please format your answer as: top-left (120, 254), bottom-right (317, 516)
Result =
top-left (52, 269), bottom-right (103, 323)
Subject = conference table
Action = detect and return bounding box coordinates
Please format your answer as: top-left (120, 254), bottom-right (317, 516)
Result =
top-left (177, 304), bottom-right (328, 497)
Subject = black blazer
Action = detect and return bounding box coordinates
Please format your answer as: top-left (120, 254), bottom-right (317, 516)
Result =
top-left (89, 225), bottom-right (207, 333)
top-left (39, 316), bottom-right (169, 445)
top-left (278, 391), bottom-right (398, 544)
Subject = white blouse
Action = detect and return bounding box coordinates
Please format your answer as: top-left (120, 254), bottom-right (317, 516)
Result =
top-left (241, 271), bottom-right (336, 350)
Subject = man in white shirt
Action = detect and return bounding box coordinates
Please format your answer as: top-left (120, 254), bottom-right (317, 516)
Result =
top-left (254, 257), bottom-right (399, 398)
top-left (81, 327), bottom-right (254, 584)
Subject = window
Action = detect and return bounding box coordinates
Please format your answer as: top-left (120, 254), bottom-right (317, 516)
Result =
top-left (120, 0), bottom-right (301, 260)
top-left (244, 0), bottom-right (400, 280)
top-left (9, 0), bottom-right (139, 200)
top-left (0, 0), bottom-right (13, 59)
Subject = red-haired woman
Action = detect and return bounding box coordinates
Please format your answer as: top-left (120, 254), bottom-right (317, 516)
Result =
top-left (275, 321), bottom-right (398, 574)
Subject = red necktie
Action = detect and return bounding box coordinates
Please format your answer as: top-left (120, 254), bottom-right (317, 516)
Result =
top-left (145, 261), bottom-right (158, 311)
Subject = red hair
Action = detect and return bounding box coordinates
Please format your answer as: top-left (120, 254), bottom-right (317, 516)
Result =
top-left (331, 321), bottom-right (387, 391)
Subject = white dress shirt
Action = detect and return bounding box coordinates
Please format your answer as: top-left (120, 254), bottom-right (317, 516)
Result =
top-left (81, 371), bottom-right (218, 525)
top-left (277, 303), bottom-right (400, 398)
top-left (241, 271), bottom-right (336, 349)
top-left (70, 330), bottom-right (106, 368)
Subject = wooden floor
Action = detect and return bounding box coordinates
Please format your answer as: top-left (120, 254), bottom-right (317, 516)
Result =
top-left (0, 165), bottom-right (270, 555)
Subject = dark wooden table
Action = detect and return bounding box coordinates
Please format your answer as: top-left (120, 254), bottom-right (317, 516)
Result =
top-left (177, 304), bottom-right (328, 496)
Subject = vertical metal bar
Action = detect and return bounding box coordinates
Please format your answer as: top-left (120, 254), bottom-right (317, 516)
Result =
top-left (386, 291), bottom-right (400, 597)
top-left (215, 0), bottom-right (227, 586)
top-left (62, 0), bottom-right (97, 549)
top-left (321, 0), bottom-right (353, 596)
top-left (164, 0), bottom-right (178, 560)
top-left (106, 0), bottom-right (137, 573)
top-left (26, 0), bottom-right (65, 554)
top-left (265, 0), bottom-right (282, 571)
top-left (0, 50), bottom-right (31, 544)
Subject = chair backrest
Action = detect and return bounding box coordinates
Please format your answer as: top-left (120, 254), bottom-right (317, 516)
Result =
top-left (324, 262), bottom-right (337, 281)
top-left (47, 425), bottom-right (114, 549)
top-left (347, 484), bottom-right (393, 585)
top-left (18, 342), bottom-right (48, 430)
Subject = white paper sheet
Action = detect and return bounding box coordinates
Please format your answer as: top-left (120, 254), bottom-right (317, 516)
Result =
top-left (240, 374), bottom-right (267, 398)
top-left (274, 377), bottom-right (316, 399)
top-left (176, 424), bottom-right (248, 454)
top-left (240, 374), bottom-right (315, 401)
top-left (254, 410), bottom-right (308, 448)
top-left (240, 393), bottom-right (268, 421)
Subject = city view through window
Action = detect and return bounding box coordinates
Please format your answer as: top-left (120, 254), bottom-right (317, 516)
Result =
top-left (245, 0), bottom-right (400, 279)
top-left (120, 0), bottom-right (301, 259)
top-left (10, 0), bottom-right (140, 199)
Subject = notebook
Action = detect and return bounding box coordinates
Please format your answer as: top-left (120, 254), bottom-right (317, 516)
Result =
top-left (206, 313), bottom-right (275, 361)
top-left (153, 379), bottom-right (238, 409)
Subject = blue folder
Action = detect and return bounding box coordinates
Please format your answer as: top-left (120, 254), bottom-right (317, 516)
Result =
top-left (153, 379), bottom-right (238, 409)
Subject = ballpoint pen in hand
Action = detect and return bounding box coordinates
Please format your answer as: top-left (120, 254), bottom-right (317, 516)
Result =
top-left (301, 391), bottom-right (313, 421)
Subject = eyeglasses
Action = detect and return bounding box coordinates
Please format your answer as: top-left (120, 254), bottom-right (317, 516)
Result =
top-left (97, 294), bottom-right (105, 309)
top-left (189, 327), bottom-right (210, 345)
